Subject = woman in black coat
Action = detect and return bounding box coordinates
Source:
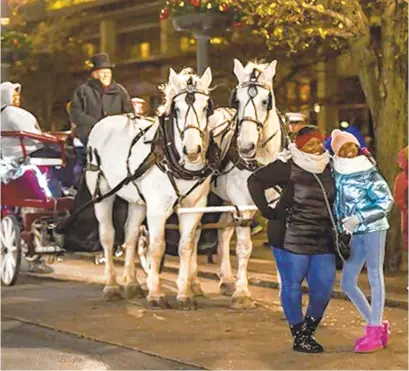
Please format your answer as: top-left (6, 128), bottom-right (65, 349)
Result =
top-left (247, 126), bottom-right (336, 354)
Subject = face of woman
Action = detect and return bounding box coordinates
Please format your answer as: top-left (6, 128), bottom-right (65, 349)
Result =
top-left (338, 142), bottom-right (359, 158)
top-left (301, 137), bottom-right (325, 155)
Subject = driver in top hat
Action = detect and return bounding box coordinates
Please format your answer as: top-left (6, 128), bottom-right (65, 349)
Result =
top-left (69, 53), bottom-right (133, 146)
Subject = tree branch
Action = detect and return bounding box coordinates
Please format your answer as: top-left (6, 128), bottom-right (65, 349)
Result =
top-left (297, 1), bottom-right (355, 30)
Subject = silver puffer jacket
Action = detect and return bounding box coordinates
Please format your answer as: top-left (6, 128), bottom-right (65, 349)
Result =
top-left (333, 162), bottom-right (394, 234)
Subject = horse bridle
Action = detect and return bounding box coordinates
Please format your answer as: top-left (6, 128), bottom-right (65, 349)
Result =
top-left (231, 71), bottom-right (279, 150)
top-left (169, 78), bottom-right (214, 141)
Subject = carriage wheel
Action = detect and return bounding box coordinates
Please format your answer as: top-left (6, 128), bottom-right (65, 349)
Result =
top-left (1, 215), bottom-right (22, 286)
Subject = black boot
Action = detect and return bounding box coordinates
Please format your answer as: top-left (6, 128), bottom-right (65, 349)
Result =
top-left (304, 314), bottom-right (324, 352)
top-left (290, 321), bottom-right (324, 353)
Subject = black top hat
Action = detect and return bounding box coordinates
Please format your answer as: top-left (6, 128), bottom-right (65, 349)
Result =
top-left (86, 53), bottom-right (115, 71)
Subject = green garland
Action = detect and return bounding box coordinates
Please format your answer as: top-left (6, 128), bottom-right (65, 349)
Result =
top-left (160, 0), bottom-right (244, 27)
top-left (1, 30), bottom-right (32, 54)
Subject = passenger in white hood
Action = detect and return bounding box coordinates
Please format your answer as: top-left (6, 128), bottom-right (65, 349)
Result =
top-left (1, 81), bottom-right (44, 159)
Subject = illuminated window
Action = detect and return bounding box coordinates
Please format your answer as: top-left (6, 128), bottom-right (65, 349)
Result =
top-left (210, 37), bottom-right (223, 45)
top-left (82, 42), bottom-right (95, 57)
top-left (140, 42), bottom-right (150, 59)
top-left (45, 0), bottom-right (95, 11)
top-left (180, 37), bottom-right (189, 52)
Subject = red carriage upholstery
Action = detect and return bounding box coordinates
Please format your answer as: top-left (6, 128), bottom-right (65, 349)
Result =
top-left (1, 131), bottom-right (74, 211)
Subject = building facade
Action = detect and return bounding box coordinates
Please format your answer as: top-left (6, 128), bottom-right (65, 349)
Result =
top-left (17, 0), bottom-right (371, 137)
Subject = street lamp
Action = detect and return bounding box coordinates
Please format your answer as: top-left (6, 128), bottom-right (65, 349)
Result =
top-left (160, 2), bottom-right (243, 74)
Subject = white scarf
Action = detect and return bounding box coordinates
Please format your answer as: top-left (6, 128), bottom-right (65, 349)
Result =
top-left (332, 155), bottom-right (374, 174)
top-left (277, 143), bottom-right (330, 174)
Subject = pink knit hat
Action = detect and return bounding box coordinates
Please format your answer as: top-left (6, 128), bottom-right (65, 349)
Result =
top-left (331, 129), bottom-right (360, 155)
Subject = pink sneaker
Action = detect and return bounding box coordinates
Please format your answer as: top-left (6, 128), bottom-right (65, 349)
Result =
top-left (355, 325), bottom-right (384, 353)
top-left (356, 321), bottom-right (390, 347)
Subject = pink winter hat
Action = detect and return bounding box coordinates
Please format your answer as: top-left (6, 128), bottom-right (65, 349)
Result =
top-left (331, 129), bottom-right (360, 155)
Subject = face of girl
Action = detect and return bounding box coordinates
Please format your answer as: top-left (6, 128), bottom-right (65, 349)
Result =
top-left (301, 137), bottom-right (325, 155)
top-left (338, 142), bottom-right (359, 158)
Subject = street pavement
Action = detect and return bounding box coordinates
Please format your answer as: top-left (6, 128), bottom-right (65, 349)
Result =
top-left (1, 257), bottom-right (408, 370)
top-left (2, 311), bottom-right (197, 370)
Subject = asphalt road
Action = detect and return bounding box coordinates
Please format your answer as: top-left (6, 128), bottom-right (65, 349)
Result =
top-left (1, 275), bottom-right (199, 371)
top-left (1, 266), bottom-right (408, 370)
top-left (2, 311), bottom-right (197, 370)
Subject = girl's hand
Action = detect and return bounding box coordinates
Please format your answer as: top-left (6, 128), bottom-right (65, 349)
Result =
top-left (342, 215), bottom-right (360, 234)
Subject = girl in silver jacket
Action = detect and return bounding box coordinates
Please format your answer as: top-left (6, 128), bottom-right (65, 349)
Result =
top-left (330, 129), bottom-right (394, 354)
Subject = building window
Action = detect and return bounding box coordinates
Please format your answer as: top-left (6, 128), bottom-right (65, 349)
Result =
top-left (45, 0), bottom-right (95, 11)
top-left (180, 37), bottom-right (189, 52)
top-left (82, 42), bottom-right (95, 57)
top-left (140, 42), bottom-right (150, 59)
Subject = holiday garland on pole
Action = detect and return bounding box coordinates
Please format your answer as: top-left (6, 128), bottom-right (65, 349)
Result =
top-left (160, 0), bottom-right (245, 28)
top-left (1, 30), bottom-right (32, 59)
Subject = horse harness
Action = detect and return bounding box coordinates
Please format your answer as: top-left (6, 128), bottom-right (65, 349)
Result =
top-left (218, 68), bottom-right (290, 176)
top-left (230, 68), bottom-right (279, 149)
top-left (85, 84), bottom-right (223, 211)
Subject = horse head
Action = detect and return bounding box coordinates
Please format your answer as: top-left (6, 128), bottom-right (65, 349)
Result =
top-left (232, 59), bottom-right (280, 160)
top-left (159, 67), bottom-right (214, 166)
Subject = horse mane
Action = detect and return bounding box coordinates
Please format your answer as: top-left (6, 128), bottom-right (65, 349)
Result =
top-left (156, 67), bottom-right (205, 116)
top-left (241, 59), bottom-right (273, 87)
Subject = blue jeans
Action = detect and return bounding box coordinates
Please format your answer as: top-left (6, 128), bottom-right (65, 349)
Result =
top-left (340, 230), bottom-right (386, 326)
top-left (273, 247), bottom-right (336, 325)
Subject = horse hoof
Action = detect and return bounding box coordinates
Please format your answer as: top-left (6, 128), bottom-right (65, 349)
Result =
top-left (103, 286), bottom-right (123, 301)
top-left (124, 284), bottom-right (145, 299)
top-left (230, 296), bottom-right (255, 309)
top-left (146, 296), bottom-right (169, 310)
top-left (176, 297), bottom-right (197, 311)
top-left (220, 282), bottom-right (236, 297)
top-left (191, 283), bottom-right (205, 297)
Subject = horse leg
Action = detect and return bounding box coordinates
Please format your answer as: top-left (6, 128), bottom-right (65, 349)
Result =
top-left (231, 225), bottom-right (254, 309)
top-left (145, 211), bottom-right (168, 309)
top-left (122, 203), bottom-right (146, 299)
top-left (176, 211), bottom-right (203, 310)
top-left (94, 196), bottom-right (122, 301)
top-left (190, 229), bottom-right (205, 297)
top-left (217, 213), bottom-right (236, 296)
top-left (137, 225), bottom-right (149, 293)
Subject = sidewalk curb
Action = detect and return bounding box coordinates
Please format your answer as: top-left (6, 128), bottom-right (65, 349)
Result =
top-left (71, 253), bottom-right (407, 310)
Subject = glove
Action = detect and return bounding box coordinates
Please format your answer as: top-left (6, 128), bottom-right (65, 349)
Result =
top-left (342, 215), bottom-right (360, 234)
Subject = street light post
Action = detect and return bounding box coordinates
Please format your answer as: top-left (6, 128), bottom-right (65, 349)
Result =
top-left (195, 34), bottom-right (209, 74)
top-left (1, 0), bottom-right (12, 82)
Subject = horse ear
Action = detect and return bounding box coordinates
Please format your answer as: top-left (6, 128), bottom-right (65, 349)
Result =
top-left (169, 68), bottom-right (180, 90)
top-left (198, 67), bottom-right (212, 90)
top-left (264, 60), bottom-right (277, 81)
top-left (233, 58), bottom-right (246, 83)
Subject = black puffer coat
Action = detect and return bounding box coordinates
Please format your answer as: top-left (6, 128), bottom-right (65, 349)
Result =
top-left (70, 78), bottom-right (133, 142)
top-left (247, 159), bottom-right (335, 255)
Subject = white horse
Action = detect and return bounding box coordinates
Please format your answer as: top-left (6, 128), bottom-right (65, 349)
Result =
top-left (211, 59), bottom-right (283, 308)
top-left (86, 67), bottom-right (218, 309)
